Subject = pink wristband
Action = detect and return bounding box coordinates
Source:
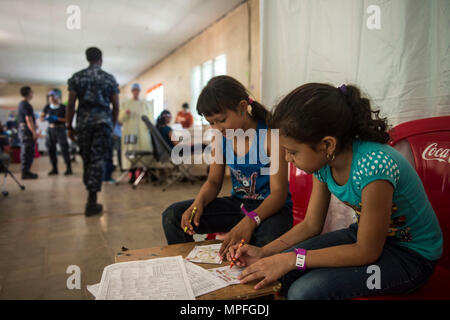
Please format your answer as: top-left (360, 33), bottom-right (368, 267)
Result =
top-left (294, 248), bottom-right (307, 271)
top-left (240, 204), bottom-right (261, 226)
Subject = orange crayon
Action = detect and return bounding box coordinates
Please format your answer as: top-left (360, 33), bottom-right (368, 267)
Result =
top-left (229, 239), bottom-right (245, 269)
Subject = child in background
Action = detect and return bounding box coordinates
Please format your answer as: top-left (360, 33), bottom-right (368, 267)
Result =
top-left (228, 83), bottom-right (442, 299)
top-left (156, 110), bottom-right (178, 149)
top-left (157, 109), bottom-right (208, 155)
top-left (175, 102), bottom-right (194, 129)
top-left (162, 75), bottom-right (293, 258)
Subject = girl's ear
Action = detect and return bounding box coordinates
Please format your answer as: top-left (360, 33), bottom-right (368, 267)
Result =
top-left (321, 136), bottom-right (337, 155)
top-left (238, 100), bottom-right (248, 115)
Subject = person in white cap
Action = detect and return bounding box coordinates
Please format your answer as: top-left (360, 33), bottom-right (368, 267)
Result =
top-left (40, 89), bottom-right (72, 176)
top-left (118, 83), bottom-right (154, 184)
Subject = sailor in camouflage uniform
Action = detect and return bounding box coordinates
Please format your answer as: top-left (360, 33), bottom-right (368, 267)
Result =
top-left (66, 47), bottom-right (120, 216)
top-left (17, 86), bottom-right (39, 179)
top-left (40, 89), bottom-right (72, 176)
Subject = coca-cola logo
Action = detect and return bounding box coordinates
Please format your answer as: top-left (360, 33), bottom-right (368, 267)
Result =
top-left (422, 143), bottom-right (450, 164)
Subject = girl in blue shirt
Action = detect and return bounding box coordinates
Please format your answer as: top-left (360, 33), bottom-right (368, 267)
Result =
top-left (162, 76), bottom-right (293, 258)
top-left (156, 110), bottom-right (177, 149)
top-left (229, 83), bottom-right (443, 299)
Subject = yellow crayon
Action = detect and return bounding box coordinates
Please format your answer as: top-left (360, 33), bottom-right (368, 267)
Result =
top-left (184, 206), bottom-right (197, 233)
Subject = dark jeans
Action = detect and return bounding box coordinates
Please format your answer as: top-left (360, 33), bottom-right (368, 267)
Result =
top-left (279, 223), bottom-right (436, 300)
top-left (162, 196), bottom-right (293, 246)
top-left (46, 127), bottom-right (70, 169)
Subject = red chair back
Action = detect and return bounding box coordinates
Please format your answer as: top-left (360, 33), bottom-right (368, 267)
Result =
top-left (288, 163), bottom-right (313, 225)
top-left (390, 116), bottom-right (450, 269)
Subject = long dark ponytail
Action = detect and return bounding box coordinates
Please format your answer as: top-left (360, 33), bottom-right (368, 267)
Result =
top-left (270, 83), bottom-right (390, 153)
top-left (197, 75), bottom-right (270, 123)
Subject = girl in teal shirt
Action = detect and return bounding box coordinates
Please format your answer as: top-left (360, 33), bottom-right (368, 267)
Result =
top-left (228, 83), bottom-right (443, 299)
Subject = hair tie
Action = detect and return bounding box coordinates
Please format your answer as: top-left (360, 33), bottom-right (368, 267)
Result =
top-left (247, 104), bottom-right (253, 116)
top-left (338, 84), bottom-right (348, 96)
top-left (248, 98), bottom-right (254, 105)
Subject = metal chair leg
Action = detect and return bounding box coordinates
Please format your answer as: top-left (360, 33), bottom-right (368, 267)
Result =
top-left (6, 168), bottom-right (25, 190)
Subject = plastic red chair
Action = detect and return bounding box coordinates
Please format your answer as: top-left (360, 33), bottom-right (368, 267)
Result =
top-left (355, 116), bottom-right (450, 299)
top-left (288, 163), bottom-right (313, 225)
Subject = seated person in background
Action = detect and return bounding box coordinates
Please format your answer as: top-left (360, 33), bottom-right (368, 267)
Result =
top-left (157, 110), bottom-right (179, 149)
top-left (6, 113), bottom-right (20, 148)
top-left (0, 121), bottom-right (9, 152)
top-left (157, 110), bottom-right (208, 159)
top-left (6, 113), bottom-right (17, 131)
top-left (175, 102), bottom-right (194, 129)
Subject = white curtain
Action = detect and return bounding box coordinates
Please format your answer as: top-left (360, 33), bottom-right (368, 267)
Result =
top-left (261, 0), bottom-right (450, 127)
top-left (261, 0), bottom-right (450, 232)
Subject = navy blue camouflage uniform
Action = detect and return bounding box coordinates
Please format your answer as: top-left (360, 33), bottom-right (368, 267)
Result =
top-left (17, 100), bottom-right (36, 174)
top-left (42, 104), bottom-right (71, 170)
top-left (67, 64), bottom-right (119, 192)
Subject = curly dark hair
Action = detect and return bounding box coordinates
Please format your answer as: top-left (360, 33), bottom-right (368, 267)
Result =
top-left (270, 83), bottom-right (390, 153)
top-left (156, 110), bottom-right (172, 128)
top-left (197, 75), bottom-right (270, 123)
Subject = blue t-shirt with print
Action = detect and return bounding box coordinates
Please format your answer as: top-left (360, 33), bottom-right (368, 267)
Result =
top-left (313, 139), bottom-right (443, 261)
top-left (159, 126), bottom-right (174, 148)
top-left (223, 121), bottom-right (292, 209)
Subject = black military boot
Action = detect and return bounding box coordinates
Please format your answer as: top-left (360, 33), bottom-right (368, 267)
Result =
top-left (85, 191), bottom-right (102, 217)
top-left (64, 164), bottom-right (73, 176)
top-left (48, 167), bottom-right (58, 175)
top-left (22, 171), bottom-right (38, 179)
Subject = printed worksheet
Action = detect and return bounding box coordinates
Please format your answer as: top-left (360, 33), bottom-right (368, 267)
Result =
top-left (96, 256), bottom-right (195, 300)
top-left (207, 265), bottom-right (245, 285)
top-left (184, 260), bottom-right (229, 297)
top-left (185, 243), bottom-right (223, 264)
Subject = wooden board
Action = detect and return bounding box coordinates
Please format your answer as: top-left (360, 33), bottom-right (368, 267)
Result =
top-left (115, 240), bottom-right (281, 300)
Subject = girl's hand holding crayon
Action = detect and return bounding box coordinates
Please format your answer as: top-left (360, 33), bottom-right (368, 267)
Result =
top-left (181, 202), bottom-right (203, 235)
top-left (237, 252), bottom-right (295, 290)
top-left (226, 243), bottom-right (265, 267)
top-left (219, 217), bottom-right (255, 259)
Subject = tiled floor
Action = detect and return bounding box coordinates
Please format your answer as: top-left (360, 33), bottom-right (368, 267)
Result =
top-left (0, 155), bottom-right (228, 299)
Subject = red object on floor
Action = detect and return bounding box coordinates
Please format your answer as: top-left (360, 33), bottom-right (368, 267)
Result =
top-left (355, 116), bottom-right (450, 300)
top-left (34, 143), bottom-right (40, 158)
top-left (288, 163), bottom-right (313, 225)
top-left (12, 147), bottom-right (21, 163)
